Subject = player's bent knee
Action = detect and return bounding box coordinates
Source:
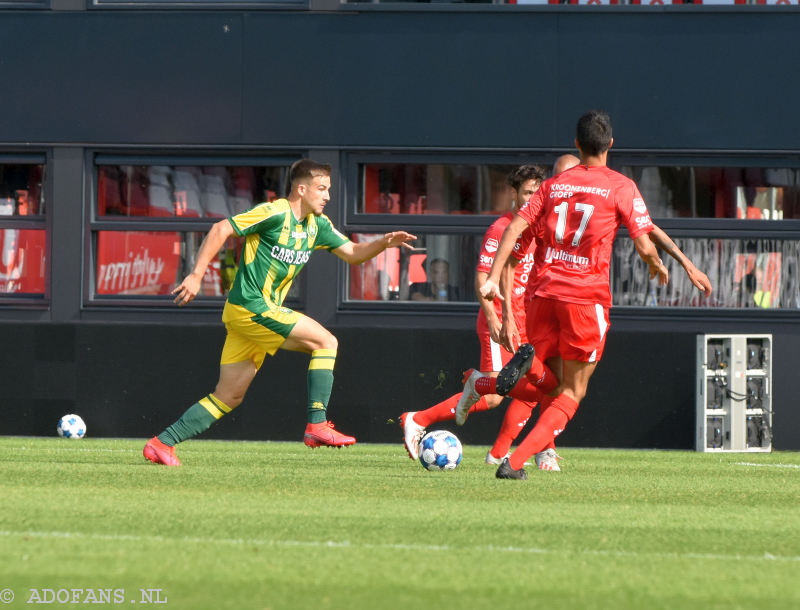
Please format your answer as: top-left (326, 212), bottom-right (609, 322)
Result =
top-left (302, 332), bottom-right (337, 353)
top-left (319, 332), bottom-right (338, 352)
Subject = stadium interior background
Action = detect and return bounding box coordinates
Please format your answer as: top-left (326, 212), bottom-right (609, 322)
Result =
top-left (1, 1), bottom-right (798, 450)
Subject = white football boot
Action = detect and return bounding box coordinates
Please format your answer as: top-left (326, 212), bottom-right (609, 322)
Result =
top-left (485, 450), bottom-right (510, 465)
top-left (535, 448), bottom-right (562, 471)
top-left (399, 412), bottom-right (425, 461)
top-left (455, 370), bottom-right (484, 426)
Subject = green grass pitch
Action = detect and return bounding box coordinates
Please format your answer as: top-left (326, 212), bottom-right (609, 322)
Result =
top-left (2, 437), bottom-right (799, 610)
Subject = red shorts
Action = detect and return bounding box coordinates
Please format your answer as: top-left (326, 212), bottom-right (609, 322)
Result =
top-left (476, 310), bottom-right (528, 372)
top-left (524, 296), bottom-right (610, 363)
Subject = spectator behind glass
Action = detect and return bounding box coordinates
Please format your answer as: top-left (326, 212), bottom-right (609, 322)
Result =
top-left (409, 257), bottom-right (460, 301)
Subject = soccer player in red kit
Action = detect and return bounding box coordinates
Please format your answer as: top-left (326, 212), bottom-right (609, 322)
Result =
top-left (476, 110), bottom-right (670, 480)
top-left (399, 164), bottom-right (560, 467)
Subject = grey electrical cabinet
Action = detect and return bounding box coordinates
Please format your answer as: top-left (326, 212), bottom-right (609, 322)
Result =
top-left (696, 334), bottom-right (773, 452)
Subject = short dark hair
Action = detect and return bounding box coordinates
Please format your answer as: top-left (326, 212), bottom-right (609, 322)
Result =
top-left (506, 164), bottom-right (547, 191)
top-left (287, 159), bottom-right (331, 194)
top-left (576, 110), bottom-right (613, 156)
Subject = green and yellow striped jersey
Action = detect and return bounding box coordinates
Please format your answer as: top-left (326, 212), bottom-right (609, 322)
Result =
top-left (226, 199), bottom-right (350, 314)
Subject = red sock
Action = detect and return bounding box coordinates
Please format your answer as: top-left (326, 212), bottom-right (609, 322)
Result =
top-left (526, 357), bottom-right (559, 394)
top-left (413, 394), bottom-right (459, 427)
top-left (469, 396), bottom-right (492, 414)
top-left (537, 397), bottom-right (557, 451)
top-left (413, 394), bottom-right (490, 427)
top-left (489, 399), bottom-right (535, 459)
top-left (475, 376), bottom-right (496, 396)
top-left (509, 393), bottom-right (578, 470)
top-left (475, 357), bottom-right (558, 397)
top-left (507, 378), bottom-right (544, 402)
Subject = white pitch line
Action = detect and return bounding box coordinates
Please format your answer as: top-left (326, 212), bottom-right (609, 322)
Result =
top-left (2, 530), bottom-right (799, 563)
top-left (735, 462), bottom-right (800, 469)
top-left (12, 446), bottom-right (140, 453)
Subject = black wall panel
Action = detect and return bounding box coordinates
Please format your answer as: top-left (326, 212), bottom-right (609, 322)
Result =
top-left (0, 13), bottom-right (244, 144)
top-left (3, 321), bottom-right (797, 451)
top-left (0, 10), bottom-right (798, 149)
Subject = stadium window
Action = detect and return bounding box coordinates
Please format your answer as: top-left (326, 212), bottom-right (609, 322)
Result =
top-left (0, 158), bottom-right (47, 301)
top-left (0, 0), bottom-right (48, 6)
top-left (613, 164), bottom-right (800, 220)
top-left (354, 160), bottom-right (800, 222)
top-left (95, 164), bottom-right (284, 219)
top-left (611, 237), bottom-right (800, 309)
top-left (347, 154), bottom-right (800, 311)
top-left (358, 162), bottom-right (523, 217)
top-left (91, 229), bottom-right (305, 303)
top-left (88, 157), bottom-right (304, 308)
top-left (345, 156), bottom-right (548, 307)
top-left (91, 0), bottom-right (304, 7)
top-left (347, 232), bottom-right (483, 303)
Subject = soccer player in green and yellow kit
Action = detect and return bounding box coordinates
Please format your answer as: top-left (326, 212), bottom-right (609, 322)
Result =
top-left (143, 160), bottom-right (416, 466)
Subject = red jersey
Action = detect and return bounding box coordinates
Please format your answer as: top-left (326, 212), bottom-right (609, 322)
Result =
top-left (518, 164), bottom-right (654, 307)
top-left (476, 212), bottom-right (533, 330)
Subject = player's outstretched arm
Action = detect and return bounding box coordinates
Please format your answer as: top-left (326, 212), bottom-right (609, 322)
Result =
top-left (634, 233), bottom-right (669, 286)
top-left (173, 219), bottom-right (235, 306)
top-left (649, 225), bottom-right (712, 296)
top-left (333, 231), bottom-right (417, 265)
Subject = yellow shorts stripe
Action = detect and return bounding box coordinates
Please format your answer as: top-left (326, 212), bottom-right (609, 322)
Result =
top-left (199, 396), bottom-right (225, 420)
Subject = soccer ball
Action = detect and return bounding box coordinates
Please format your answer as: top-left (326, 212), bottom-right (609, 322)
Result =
top-left (418, 430), bottom-right (462, 470)
top-left (57, 414), bottom-right (86, 439)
